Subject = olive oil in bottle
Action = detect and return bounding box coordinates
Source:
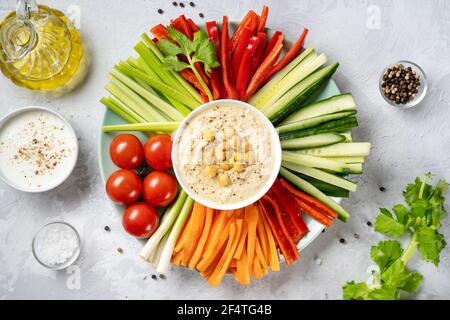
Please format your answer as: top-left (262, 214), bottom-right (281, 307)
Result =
top-left (0, 1), bottom-right (88, 94)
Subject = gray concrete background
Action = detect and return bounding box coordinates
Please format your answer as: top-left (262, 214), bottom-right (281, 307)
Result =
top-left (0, 0), bottom-right (449, 300)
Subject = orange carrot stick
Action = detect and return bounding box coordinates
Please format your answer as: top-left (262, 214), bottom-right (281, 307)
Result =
top-left (188, 207), bottom-right (214, 268)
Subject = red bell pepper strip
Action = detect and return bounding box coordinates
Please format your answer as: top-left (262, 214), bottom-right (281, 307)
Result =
top-left (231, 27), bottom-right (252, 82)
top-left (171, 15), bottom-right (193, 39)
top-left (258, 31), bottom-right (282, 66)
top-left (257, 6), bottom-right (269, 33)
top-left (230, 10), bottom-right (259, 53)
top-left (263, 28), bottom-right (309, 82)
top-left (187, 18), bottom-right (200, 33)
top-left (280, 178), bottom-right (339, 219)
top-left (180, 69), bottom-right (209, 103)
top-left (294, 197), bottom-right (333, 227)
top-left (244, 34), bottom-right (284, 101)
top-left (259, 197), bottom-right (299, 265)
top-left (150, 24), bottom-right (170, 41)
top-left (236, 36), bottom-right (260, 100)
top-left (271, 180), bottom-right (309, 238)
top-left (221, 16), bottom-right (239, 100)
top-left (206, 21), bottom-right (223, 100)
top-left (251, 32), bottom-right (267, 77)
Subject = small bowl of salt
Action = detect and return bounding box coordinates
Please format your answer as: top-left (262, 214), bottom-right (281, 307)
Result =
top-left (32, 222), bottom-right (81, 270)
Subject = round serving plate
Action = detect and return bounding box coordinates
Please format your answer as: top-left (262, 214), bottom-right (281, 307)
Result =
top-left (98, 23), bottom-right (343, 255)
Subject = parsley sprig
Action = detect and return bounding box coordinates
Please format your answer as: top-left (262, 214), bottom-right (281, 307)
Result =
top-left (157, 27), bottom-right (220, 101)
top-left (343, 173), bottom-right (448, 300)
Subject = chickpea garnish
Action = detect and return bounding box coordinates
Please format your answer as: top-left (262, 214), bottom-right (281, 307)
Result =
top-left (203, 165), bottom-right (218, 178)
top-left (224, 127), bottom-right (234, 138)
top-left (220, 163), bottom-right (232, 171)
top-left (218, 173), bottom-right (230, 186)
top-left (233, 163), bottom-right (244, 173)
top-left (234, 151), bottom-right (244, 162)
top-left (203, 128), bottom-right (215, 142)
top-left (231, 135), bottom-right (240, 150)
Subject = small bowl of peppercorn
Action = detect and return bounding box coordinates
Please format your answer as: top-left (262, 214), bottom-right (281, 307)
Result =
top-left (379, 61), bottom-right (427, 108)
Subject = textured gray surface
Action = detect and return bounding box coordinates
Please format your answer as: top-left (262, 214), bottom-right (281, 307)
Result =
top-left (1, 0), bottom-right (449, 300)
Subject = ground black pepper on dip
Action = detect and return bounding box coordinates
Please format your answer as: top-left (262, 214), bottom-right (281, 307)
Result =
top-left (381, 64), bottom-right (420, 105)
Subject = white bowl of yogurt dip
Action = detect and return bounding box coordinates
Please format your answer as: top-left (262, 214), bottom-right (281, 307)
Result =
top-left (172, 99), bottom-right (281, 210)
top-left (0, 106), bottom-right (78, 192)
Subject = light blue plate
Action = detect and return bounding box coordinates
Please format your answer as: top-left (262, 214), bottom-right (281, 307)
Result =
top-left (98, 25), bottom-right (342, 254)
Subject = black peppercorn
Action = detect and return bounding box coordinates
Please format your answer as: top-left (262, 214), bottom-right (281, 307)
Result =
top-left (367, 221), bottom-right (373, 227)
top-left (104, 226), bottom-right (111, 232)
top-left (179, 2), bottom-right (185, 8)
top-left (199, 12), bottom-right (204, 18)
top-left (172, 1), bottom-right (178, 6)
top-left (189, 1), bottom-right (195, 6)
top-left (339, 238), bottom-right (346, 244)
top-left (157, 9), bottom-right (164, 14)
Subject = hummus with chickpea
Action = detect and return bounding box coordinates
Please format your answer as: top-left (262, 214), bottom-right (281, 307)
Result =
top-left (175, 103), bottom-right (277, 207)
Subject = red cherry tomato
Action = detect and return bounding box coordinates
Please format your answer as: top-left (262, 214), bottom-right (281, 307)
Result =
top-left (144, 134), bottom-right (173, 171)
top-left (110, 134), bottom-right (144, 169)
top-left (122, 202), bottom-right (159, 238)
top-left (106, 169), bottom-right (142, 205)
top-left (143, 171), bottom-right (178, 207)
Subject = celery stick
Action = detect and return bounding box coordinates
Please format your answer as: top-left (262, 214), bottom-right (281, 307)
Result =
top-left (103, 122), bottom-right (180, 133)
top-left (109, 70), bottom-right (184, 121)
top-left (157, 196), bottom-right (194, 274)
top-left (100, 97), bottom-right (140, 124)
top-left (141, 34), bottom-right (203, 104)
top-left (107, 77), bottom-right (168, 122)
top-left (140, 191), bottom-right (188, 260)
top-left (116, 62), bottom-right (199, 110)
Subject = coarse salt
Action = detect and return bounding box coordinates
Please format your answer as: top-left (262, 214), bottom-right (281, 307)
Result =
top-left (34, 223), bottom-right (79, 267)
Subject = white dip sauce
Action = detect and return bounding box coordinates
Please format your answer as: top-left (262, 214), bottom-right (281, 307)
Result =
top-left (177, 104), bottom-right (275, 205)
top-left (0, 110), bottom-right (77, 190)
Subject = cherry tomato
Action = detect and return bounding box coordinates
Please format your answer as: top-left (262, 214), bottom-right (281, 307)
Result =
top-left (143, 171), bottom-right (178, 207)
top-left (122, 202), bottom-right (159, 238)
top-left (144, 134), bottom-right (173, 171)
top-left (110, 134), bottom-right (144, 169)
top-left (106, 169), bottom-right (142, 205)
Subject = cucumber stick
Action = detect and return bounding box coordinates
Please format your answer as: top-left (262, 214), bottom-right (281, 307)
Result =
top-left (282, 151), bottom-right (358, 173)
top-left (281, 161), bottom-right (357, 192)
top-left (295, 143), bottom-right (372, 157)
top-left (280, 93), bottom-right (356, 125)
top-left (259, 53), bottom-right (327, 111)
top-left (277, 111), bottom-right (356, 135)
top-left (326, 156), bottom-right (365, 164)
top-left (249, 48), bottom-right (316, 108)
top-left (279, 116), bottom-right (358, 140)
top-left (280, 133), bottom-right (346, 150)
top-left (266, 63), bottom-right (340, 126)
top-left (342, 132), bottom-right (352, 142)
top-left (279, 167), bottom-right (350, 222)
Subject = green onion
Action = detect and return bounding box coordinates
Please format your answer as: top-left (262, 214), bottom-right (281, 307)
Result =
top-left (103, 122), bottom-right (180, 133)
top-left (140, 191), bottom-right (188, 261)
top-left (157, 196), bottom-right (194, 274)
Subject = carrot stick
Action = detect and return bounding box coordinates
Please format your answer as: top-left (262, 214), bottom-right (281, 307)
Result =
top-left (236, 248), bottom-right (251, 285)
top-left (180, 203), bottom-right (207, 265)
top-left (188, 207), bottom-right (214, 268)
top-left (245, 205), bottom-right (259, 274)
top-left (255, 238), bottom-right (268, 273)
top-left (256, 210), bottom-right (269, 261)
top-left (253, 256), bottom-right (263, 280)
top-left (208, 219), bottom-right (243, 287)
top-left (259, 206), bottom-right (280, 271)
top-left (233, 221), bottom-right (248, 260)
top-left (280, 178), bottom-right (339, 219)
top-left (174, 212), bottom-right (192, 253)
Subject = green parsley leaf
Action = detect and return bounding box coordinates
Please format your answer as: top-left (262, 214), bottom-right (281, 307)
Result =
top-left (375, 210), bottom-right (406, 237)
top-left (417, 227), bottom-right (446, 266)
top-left (157, 39), bottom-right (183, 57)
top-left (392, 204), bottom-right (409, 225)
top-left (342, 281), bottom-right (370, 300)
top-left (380, 260), bottom-right (412, 288)
top-left (400, 272), bottom-right (423, 293)
top-left (191, 30), bottom-right (220, 75)
top-left (167, 27), bottom-right (193, 53)
top-left (162, 56), bottom-right (190, 72)
top-left (366, 285), bottom-right (400, 300)
top-left (370, 240), bottom-right (403, 272)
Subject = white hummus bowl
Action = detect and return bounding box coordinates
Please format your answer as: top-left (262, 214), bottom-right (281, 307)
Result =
top-left (172, 99), bottom-right (282, 211)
